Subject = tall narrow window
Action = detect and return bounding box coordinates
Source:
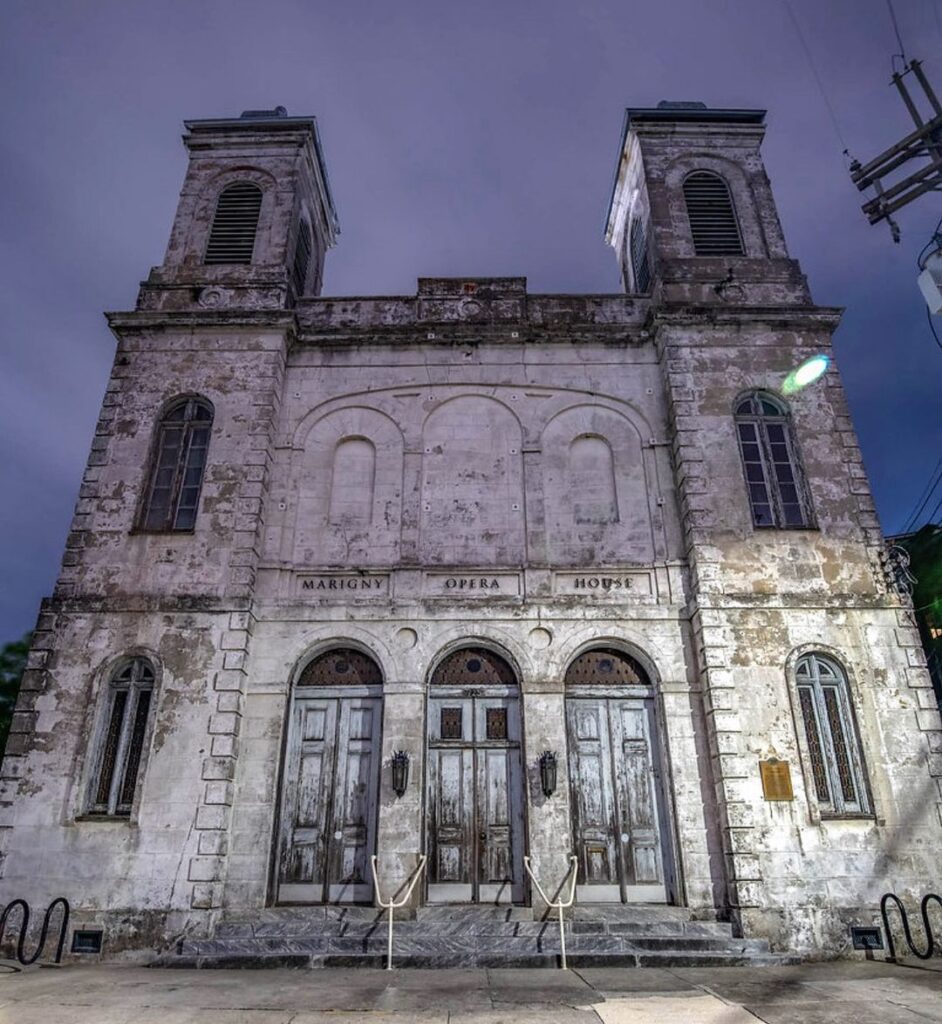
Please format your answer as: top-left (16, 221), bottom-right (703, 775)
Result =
top-left (683, 171), bottom-right (744, 256)
top-left (795, 653), bottom-right (869, 815)
top-left (291, 220), bottom-right (313, 296)
top-left (735, 392), bottom-right (811, 529)
top-left (141, 398), bottom-right (213, 531)
top-left (204, 183), bottom-right (263, 264)
top-left (87, 658), bottom-right (156, 816)
top-left (629, 217), bottom-right (651, 293)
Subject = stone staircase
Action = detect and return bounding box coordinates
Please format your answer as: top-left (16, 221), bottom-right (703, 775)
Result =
top-left (163, 904), bottom-right (793, 969)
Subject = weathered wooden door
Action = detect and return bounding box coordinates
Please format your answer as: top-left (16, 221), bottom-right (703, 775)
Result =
top-left (565, 649), bottom-right (671, 903)
top-left (426, 648), bottom-right (525, 904)
top-left (277, 650), bottom-right (382, 904)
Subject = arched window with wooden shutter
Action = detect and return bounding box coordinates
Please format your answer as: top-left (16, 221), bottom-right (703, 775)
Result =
top-left (629, 216), bottom-right (651, 292)
top-left (683, 171), bottom-right (744, 256)
top-left (87, 657), bottom-right (156, 816)
top-left (204, 183), bottom-right (263, 264)
top-left (735, 391), bottom-right (811, 529)
top-left (795, 653), bottom-right (869, 816)
top-left (291, 220), bottom-right (313, 296)
top-left (140, 397), bottom-right (214, 531)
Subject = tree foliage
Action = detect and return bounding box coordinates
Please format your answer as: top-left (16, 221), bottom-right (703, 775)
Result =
top-left (0, 634), bottom-right (31, 757)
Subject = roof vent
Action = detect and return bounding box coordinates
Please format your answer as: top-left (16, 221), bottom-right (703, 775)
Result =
top-left (656, 100), bottom-right (708, 110)
top-left (240, 106), bottom-right (288, 119)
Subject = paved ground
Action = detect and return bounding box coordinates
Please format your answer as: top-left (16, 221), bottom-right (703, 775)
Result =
top-left (1, 960), bottom-right (941, 1023)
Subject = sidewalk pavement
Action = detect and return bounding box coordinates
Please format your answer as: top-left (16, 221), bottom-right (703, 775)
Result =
top-left (1, 959), bottom-right (941, 1023)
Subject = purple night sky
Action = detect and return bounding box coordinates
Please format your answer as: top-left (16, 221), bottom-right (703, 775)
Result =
top-left (1, 0), bottom-right (940, 639)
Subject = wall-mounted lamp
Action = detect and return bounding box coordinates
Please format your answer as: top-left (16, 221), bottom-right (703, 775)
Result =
top-left (539, 750), bottom-right (558, 798)
top-left (391, 751), bottom-right (410, 798)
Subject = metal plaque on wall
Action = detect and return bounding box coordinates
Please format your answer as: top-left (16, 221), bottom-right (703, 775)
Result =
top-left (759, 759), bottom-right (794, 801)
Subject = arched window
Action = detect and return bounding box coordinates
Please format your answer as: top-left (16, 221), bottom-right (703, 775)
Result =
top-left (87, 657), bottom-right (155, 816)
top-left (683, 171), bottom-right (744, 256)
top-left (569, 435), bottom-right (618, 524)
top-left (565, 647), bottom-right (648, 687)
top-left (297, 648), bottom-right (383, 687)
top-left (328, 437), bottom-right (376, 525)
top-left (204, 183), bottom-right (263, 264)
top-left (431, 648), bottom-right (517, 688)
top-left (141, 398), bottom-right (213, 532)
top-left (795, 653), bottom-right (869, 815)
top-left (735, 392), bottom-right (811, 529)
top-left (291, 220), bottom-right (313, 296)
top-left (629, 217), bottom-right (651, 293)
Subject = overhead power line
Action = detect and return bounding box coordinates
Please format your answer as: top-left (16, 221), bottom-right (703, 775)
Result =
top-left (886, 0), bottom-right (908, 66)
top-left (903, 456), bottom-right (942, 533)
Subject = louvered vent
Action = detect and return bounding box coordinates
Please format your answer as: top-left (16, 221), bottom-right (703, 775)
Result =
top-left (629, 217), bottom-right (651, 292)
top-left (682, 172), bottom-right (744, 256)
top-left (205, 183), bottom-right (263, 264)
top-left (291, 221), bottom-right (313, 295)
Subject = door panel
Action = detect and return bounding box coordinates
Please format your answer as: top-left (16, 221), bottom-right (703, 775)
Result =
top-left (567, 696), bottom-right (667, 903)
top-left (611, 702), bottom-right (663, 892)
top-left (567, 700), bottom-right (618, 888)
top-left (278, 695), bottom-right (380, 903)
top-left (327, 699), bottom-right (380, 901)
top-left (427, 693), bottom-right (524, 903)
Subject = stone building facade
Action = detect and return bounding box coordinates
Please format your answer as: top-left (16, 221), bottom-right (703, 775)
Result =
top-left (1, 103), bottom-right (940, 959)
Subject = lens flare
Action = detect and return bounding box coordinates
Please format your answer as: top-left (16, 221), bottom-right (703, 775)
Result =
top-left (781, 354), bottom-right (829, 395)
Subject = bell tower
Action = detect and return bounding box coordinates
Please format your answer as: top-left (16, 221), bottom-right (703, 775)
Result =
top-left (605, 101), bottom-right (810, 305)
top-left (139, 106), bottom-right (338, 313)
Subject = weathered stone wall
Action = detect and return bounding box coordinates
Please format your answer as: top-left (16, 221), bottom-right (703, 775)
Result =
top-left (1, 106), bottom-right (939, 962)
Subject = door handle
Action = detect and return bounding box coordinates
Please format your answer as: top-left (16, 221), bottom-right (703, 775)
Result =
top-left (479, 831), bottom-right (487, 843)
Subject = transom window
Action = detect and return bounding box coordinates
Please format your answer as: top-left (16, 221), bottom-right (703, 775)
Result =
top-left (795, 653), bottom-right (869, 816)
top-left (205, 183), bottom-right (263, 264)
top-left (682, 171), bottom-right (744, 256)
top-left (141, 398), bottom-right (213, 532)
top-left (87, 657), bottom-right (155, 816)
top-left (735, 392), bottom-right (811, 529)
top-left (565, 648), bottom-right (647, 687)
top-left (297, 649), bottom-right (383, 687)
top-left (431, 648), bottom-right (516, 688)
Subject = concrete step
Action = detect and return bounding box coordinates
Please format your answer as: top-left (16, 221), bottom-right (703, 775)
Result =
top-left (182, 903), bottom-right (782, 970)
top-left (158, 948), bottom-right (797, 970)
top-left (181, 931), bottom-right (771, 959)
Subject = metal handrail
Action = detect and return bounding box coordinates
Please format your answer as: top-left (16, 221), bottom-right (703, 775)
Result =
top-left (0, 897), bottom-right (70, 965)
top-left (523, 855), bottom-right (578, 969)
top-left (880, 892), bottom-right (942, 960)
top-left (370, 854), bottom-right (428, 970)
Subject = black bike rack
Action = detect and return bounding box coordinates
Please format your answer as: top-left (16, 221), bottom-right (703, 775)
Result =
top-left (880, 892), bottom-right (942, 960)
top-left (0, 897), bottom-right (70, 966)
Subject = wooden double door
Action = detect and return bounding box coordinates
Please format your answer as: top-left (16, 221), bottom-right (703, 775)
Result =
top-left (567, 693), bottom-right (671, 903)
top-left (277, 687), bottom-right (382, 904)
top-left (426, 687), bottom-right (526, 903)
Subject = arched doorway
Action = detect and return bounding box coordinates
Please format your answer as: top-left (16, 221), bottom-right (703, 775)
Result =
top-left (565, 647), bottom-right (672, 903)
top-left (426, 647), bottom-right (525, 904)
top-left (276, 648), bottom-right (383, 903)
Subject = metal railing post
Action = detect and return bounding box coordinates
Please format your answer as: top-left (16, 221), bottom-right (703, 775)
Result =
top-left (523, 855), bottom-right (578, 969)
top-left (370, 855), bottom-right (428, 971)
